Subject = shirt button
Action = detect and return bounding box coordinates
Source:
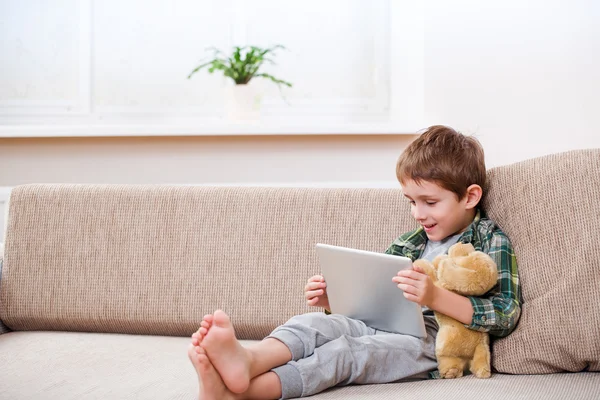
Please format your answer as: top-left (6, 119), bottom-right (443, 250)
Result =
top-left (481, 316), bottom-right (487, 322)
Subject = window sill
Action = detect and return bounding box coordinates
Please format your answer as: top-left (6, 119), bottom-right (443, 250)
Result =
top-left (0, 122), bottom-right (420, 138)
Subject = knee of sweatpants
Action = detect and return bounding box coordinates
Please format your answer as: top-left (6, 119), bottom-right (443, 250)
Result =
top-left (284, 311), bottom-right (330, 329)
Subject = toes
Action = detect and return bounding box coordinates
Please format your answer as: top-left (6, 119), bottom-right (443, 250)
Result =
top-left (188, 344), bottom-right (200, 362)
top-left (213, 310), bottom-right (232, 328)
top-left (201, 320), bottom-right (210, 329)
top-left (203, 314), bottom-right (214, 324)
top-left (199, 327), bottom-right (208, 336)
top-left (197, 351), bottom-right (209, 363)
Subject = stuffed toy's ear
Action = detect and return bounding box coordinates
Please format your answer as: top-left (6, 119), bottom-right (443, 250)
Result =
top-left (447, 242), bottom-right (476, 258)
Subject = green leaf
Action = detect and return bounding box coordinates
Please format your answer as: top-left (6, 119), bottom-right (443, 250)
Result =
top-left (254, 73), bottom-right (293, 88)
top-left (188, 44), bottom-right (292, 95)
top-left (187, 59), bottom-right (227, 79)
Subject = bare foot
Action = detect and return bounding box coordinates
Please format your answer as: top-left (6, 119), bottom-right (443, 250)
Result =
top-left (200, 310), bottom-right (252, 394)
top-left (188, 344), bottom-right (236, 400)
top-left (192, 314), bottom-right (214, 347)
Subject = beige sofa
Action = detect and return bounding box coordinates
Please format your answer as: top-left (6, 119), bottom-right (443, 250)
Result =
top-left (0, 149), bottom-right (599, 399)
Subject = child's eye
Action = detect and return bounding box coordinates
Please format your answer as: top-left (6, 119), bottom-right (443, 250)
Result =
top-left (408, 200), bottom-right (416, 205)
top-left (426, 201), bottom-right (437, 205)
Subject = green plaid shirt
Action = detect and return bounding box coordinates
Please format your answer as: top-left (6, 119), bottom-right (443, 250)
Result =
top-left (385, 210), bottom-right (522, 338)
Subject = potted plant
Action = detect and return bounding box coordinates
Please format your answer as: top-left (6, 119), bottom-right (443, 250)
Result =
top-left (188, 45), bottom-right (292, 121)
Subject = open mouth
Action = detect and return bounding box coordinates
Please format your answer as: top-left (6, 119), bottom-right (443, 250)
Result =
top-left (423, 223), bottom-right (437, 232)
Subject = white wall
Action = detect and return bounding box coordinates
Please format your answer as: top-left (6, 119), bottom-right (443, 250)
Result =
top-left (0, 135), bottom-right (414, 186)
top-left (1, 0), bottom-right (599, 191)
top-left (424, 0), bottom-right (600, 167)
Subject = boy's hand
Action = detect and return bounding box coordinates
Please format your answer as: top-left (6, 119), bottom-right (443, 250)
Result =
top-left (392, 264), bottom-right (439, 307)
top-left (305, 274), bottom-right (330, 311)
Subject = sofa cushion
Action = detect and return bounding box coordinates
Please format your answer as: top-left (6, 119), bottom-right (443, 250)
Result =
top-left (1, 331), bottom-right (599, 400)
top-left (483, 149), bottom-right (600, 373)
top-left (0, 186), bottom-right (416, 339)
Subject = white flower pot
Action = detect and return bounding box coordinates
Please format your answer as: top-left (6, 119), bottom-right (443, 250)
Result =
top-left (225, 83), bottom-right (262, 122)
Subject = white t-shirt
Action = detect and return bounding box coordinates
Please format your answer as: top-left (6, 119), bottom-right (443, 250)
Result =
top-left (419, 232), bottom-right (462, 316)
top-left (420, 232), bottom-right (462, 262)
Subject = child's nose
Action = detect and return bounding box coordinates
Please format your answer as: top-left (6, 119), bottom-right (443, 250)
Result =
top-left (412, 206), bottom-right (426, 221)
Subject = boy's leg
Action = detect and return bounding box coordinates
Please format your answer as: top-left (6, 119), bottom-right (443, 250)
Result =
top-left (242, 372), bottom-right (283, 400)
top-left (197, 310), bottom-right (293, 393)
top-left (267, 311), bottom-right (375, 361)
top-left (273, 317), bottom-right (439, 399)
top-left (188, 344), bottom-right (237, 400)
top-left (198, 310), bottom-right (373, 395)
top-left (189, 342), bottom-right (283, 400)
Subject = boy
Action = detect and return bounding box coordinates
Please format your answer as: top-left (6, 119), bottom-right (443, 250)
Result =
top-left (187, 125), bottom-right (521, 399)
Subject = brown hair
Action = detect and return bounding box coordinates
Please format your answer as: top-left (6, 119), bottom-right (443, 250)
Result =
top-left (396, 125), bottom-right (486, 200)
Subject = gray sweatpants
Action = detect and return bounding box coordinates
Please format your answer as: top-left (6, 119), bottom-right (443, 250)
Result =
top-left (268, 312), bottom-right (439, 399)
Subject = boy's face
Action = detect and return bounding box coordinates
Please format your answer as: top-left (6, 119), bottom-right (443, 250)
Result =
top-left (401, 179), bottom-right (477, 241)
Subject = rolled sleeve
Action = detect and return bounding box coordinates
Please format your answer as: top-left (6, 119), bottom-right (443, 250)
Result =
top-left (465, 230), bottom-right (522, 337)
top-left (467, 293), bottom-right (521, 337)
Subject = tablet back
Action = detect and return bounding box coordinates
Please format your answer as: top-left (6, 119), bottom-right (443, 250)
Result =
top-left (316, 243), bottom-right (427, 338)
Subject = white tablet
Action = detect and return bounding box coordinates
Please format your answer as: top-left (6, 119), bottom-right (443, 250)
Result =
top-left (316, 243), bottom-right (427, 338)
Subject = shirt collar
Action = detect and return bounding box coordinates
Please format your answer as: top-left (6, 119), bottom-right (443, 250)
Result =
top-left (458, 209), bottom-right (483, 249)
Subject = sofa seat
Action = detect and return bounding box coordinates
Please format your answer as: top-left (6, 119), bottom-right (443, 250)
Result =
top-left (1, 331), bottom-right (598, 400)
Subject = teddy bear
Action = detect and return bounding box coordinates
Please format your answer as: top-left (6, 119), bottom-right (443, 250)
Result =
top-left (414, 242), bottom-right (498, 379)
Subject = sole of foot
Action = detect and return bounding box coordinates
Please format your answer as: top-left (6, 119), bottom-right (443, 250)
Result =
top-left (200, 310), bottom-right (251, 394)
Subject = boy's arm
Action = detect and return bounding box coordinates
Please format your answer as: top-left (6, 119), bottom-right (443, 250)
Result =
top-left (465, 232), bottom-right (522, 337)
top-left (428, 288), bottom-right (474, 324)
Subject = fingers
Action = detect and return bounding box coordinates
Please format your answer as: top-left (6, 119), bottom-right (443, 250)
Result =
top-left (305, 289), bottom-right (325, 301)
top-left (305, 275), bottom-right (327, 306)
top-left (396, 282), bottom-right (423, 304)
top-left (304, 281), bottom-right (326, 292)
top-left (396, 283), bottom-right (418, 295)
top-left (396, 269), bottom-right (426, 280)
top-left (306, 297), bottom-right (319, 306)
top-left (392, 275), bottom-right (420, 287)
top-left (393, 275), bottom-right (425, 294)
top-left (412, 264), bottom-right (425, 273)
top-left (402, 291), bottom-right (419, 302)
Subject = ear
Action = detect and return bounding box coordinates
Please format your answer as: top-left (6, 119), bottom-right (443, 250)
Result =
top-left (464, 184), bottom-right (482, 210)
top-left (447, 242), bottom-right (475, 258)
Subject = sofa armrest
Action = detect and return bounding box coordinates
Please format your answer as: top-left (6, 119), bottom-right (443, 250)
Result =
top-left (0, 244), bottom-right (8, 335)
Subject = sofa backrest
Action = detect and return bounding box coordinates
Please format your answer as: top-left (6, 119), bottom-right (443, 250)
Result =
top-left (1, 149), bottom-right (598, 375)
top-left (483, 149), bottom-right (600, 374)
top-left (0, 186), bottom-right (416, 339)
